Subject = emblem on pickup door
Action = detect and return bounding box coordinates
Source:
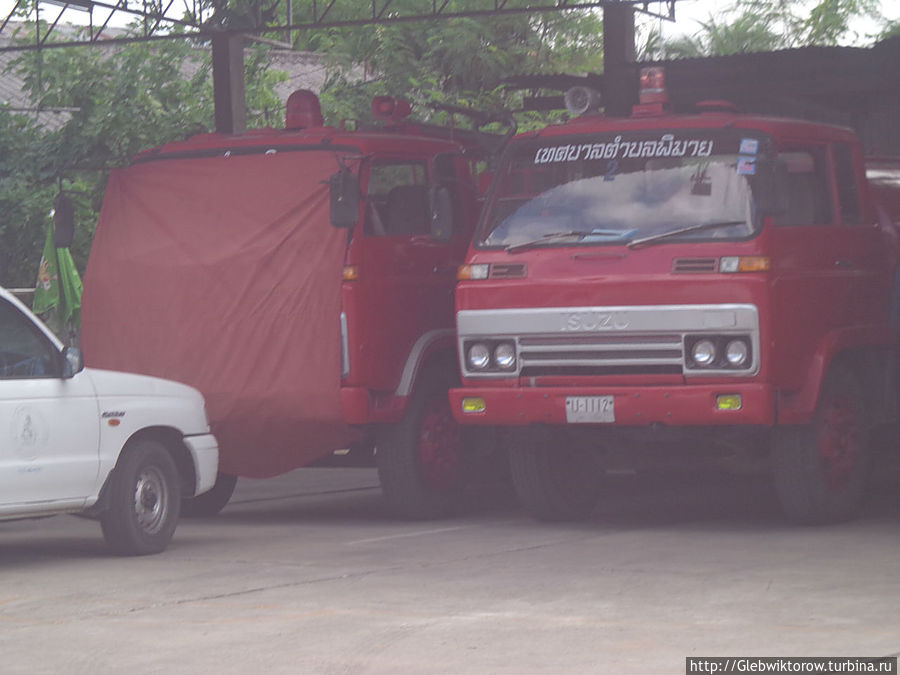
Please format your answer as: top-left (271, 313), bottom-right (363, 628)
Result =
top-left (561, 311), bottom-right (629, 332)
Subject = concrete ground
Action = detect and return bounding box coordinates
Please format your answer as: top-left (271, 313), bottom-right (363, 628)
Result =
top-left (1, 467), bottom-right (899, 675)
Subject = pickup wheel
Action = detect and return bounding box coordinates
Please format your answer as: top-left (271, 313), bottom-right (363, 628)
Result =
top-left (100, 439), bottom-right (182, 555)
top-left (376, 373), bottom-right (464, 519)
top-left (508, 428), bottom-right (601, 521)
top-left (772, 364), bottom-right (871, 524)
top-left (181, 473), bottom-right (237, 517)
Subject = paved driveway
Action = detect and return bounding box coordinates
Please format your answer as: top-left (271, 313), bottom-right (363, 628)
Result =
top-left (1, 467), bottom-right (899, 674)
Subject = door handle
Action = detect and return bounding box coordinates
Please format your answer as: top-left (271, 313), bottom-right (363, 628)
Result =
top-left (834, 259), bottom-right (853, 268)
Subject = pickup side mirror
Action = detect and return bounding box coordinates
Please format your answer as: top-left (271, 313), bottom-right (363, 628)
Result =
top-left (53, 193), bottom-right (75, 248)
top-left (429, 186), bottom-right (454, 242)
top-left (62, 346), bottom-right (84, 378)
top-left (329, 169), bottom-right (360, 229)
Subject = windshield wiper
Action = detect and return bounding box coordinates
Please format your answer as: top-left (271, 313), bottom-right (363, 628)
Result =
top-left (626, 220), bottom-right (746, 249)
top-left (505, 230), bottom-right (592, 253)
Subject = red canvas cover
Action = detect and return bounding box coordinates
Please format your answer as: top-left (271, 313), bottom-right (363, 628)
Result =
top-left (82, 149), bottom-right (361, 477)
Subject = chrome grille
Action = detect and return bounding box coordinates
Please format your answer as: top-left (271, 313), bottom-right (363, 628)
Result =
top-left (457, 304), bottom-right (761, 379)
top-left (518, 333), bottom-right (683, 375)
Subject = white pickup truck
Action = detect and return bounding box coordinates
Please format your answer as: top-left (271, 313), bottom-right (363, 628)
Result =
top-left (0, 286), bottom-right (218, 555)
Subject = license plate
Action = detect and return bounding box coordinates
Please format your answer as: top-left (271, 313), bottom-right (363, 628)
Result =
top-left (565, 396), bottom-right (615, 423)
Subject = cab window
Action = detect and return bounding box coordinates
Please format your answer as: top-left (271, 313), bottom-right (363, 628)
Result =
top-left (833, 143), bottom-right (862, 225)
top-left (365, 162), bottom-right (429, 237)
top-left (434, 153), bottom-right (464, 230)
top-left (0, 300), bottom-right (61, 379)
top-left (773, 147), bottom-right (834, 227)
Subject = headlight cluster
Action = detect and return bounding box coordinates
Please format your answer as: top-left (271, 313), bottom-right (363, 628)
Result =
top-left (685, 335), bottom-right (752, 370)
top-left (465, 340), bottom-right (517, 373)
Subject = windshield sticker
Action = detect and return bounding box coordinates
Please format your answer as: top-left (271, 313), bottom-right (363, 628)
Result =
top-left (737, 156), bottom-right (757, 175)
top-left (740, 138), bottom-right (760, 155)
top-left (603, 159), bottom-right (619, 182)
top-left (534, 135), bottom-right (715, 164)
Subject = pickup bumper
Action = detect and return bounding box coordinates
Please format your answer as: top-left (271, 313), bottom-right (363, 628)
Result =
top-left (184, 433), bottom-right (219, 496)
top-left (449, 383), bottom-right (776, 427)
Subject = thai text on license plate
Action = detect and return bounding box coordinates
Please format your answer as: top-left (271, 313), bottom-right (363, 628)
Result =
top-left (565, 395), bottom-right (615, 423)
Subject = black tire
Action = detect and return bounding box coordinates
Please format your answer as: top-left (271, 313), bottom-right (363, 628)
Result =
top-left (376, 371), bottom-right (465, 519)
top-left (772, 364), bottom-right (871, 524)
top-left (508, 427), bottom-right (602, 521)
top-left (100, 439), bottom-right (182, 555)
top-left (181, 473), bottom-right (237, 517)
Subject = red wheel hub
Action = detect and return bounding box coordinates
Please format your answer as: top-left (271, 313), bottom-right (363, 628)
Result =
top-left (818, 393), bottom-right (862, 491)
top-left (417, 397), bottom-right (462, 491)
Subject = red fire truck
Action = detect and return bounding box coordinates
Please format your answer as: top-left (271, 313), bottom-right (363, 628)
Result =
top-left (82, 91), bottom-right (502, 518)
top-left (450, 68), bottom-right (900, 524)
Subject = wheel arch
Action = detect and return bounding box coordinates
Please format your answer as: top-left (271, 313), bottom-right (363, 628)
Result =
top-left (93, 427), bottom-right (196, 512)
top-left (777, 329), bottom-right (893, 425)
top-left (395, 329), bottom-right (459, 399)
top-left (127, 427), bottom-right (197, 497)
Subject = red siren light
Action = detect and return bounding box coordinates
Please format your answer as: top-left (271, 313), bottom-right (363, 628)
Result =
top-left (639, 67), bottom-right (669, 105)
top-left (371, 96), bottom-right (412, 122)
top-left (285, 89), bottom-right (324, 130)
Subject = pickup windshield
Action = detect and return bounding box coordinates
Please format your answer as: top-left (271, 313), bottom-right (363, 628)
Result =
top-left (478, 130), bottom-right (769, 249)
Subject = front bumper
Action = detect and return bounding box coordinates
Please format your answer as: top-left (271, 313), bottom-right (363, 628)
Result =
top-left (184, 433), bottom-right (220, 496)
top-left (449, 383), bottom-right (776, 427)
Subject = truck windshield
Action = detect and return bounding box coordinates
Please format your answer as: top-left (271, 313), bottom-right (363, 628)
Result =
top-left (477, 130), bottom-right (769, 249)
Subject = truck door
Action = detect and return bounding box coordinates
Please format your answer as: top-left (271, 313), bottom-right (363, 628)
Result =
top-left (0, 298), bottom-right (100, 507)
top-left (768, 142), bottom-right (886, 391)
top-left (348, 155), bottom-right (466, 392)
top-left (830, 141), bottom-right (890, 328)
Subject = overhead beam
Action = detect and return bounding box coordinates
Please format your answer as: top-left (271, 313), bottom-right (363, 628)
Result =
top-left (1, 0), bottom-right (679, 52)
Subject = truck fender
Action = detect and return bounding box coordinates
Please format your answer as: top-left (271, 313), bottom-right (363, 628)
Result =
top-left (89, 427), bottom-right (202, 514)
top-left (776, 326), bottom-right (891, 425)
top-left (395, 329), bottom-right (457, 399)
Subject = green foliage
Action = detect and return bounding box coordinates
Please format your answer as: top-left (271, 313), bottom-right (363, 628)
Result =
top-left (878, 19), bottom-right (900, 39)
top-left (0, 25), bottom-right (283, 288)
top-left (290, 3), bottom-right (603, 127)
top-left (0, 110), bottom-right (54, 287)
top-left (660, 0), bottom-right (883, 56)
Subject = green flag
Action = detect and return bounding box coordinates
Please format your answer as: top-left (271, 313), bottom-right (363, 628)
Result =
top-left (33, 221), bottom-right (82, 328)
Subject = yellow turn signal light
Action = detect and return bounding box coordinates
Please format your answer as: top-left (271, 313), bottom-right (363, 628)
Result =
top-left (461, 397), bottom-right (486, 414)
top-left (343, 265), bottom-right (360, 281)
top-left (716, 394), bottom-right (742, 411)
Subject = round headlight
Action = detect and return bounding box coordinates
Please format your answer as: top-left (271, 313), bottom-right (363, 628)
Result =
top-left (725, 339), bottom-right (749, 367)
top-left (691, 339), bottom-right (717, 367)
top-left (494, 343), bottom-right (516, 370)
top-left (467, 343), bottom-right (491, 370)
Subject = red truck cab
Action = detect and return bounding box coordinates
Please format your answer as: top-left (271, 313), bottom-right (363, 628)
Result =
top-left (450, 70), bottom-right (900, 523)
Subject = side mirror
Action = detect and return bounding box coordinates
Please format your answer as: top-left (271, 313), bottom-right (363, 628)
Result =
top-left (429, 186), bottom-right (454, 242)
top-left (53, 193), bottom-right (75, 248)
top-left (62, 346), bottom-right (84, 378)
top-left (329, 169), bottom-right (360, 229)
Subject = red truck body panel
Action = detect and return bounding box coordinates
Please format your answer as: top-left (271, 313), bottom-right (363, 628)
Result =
top-left (83, 119), bottom-right (483, 478)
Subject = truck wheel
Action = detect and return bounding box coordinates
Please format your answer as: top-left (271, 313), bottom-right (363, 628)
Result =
top-left (508, 428), bottom-right (601, 521)
top-left (181, 473), bottom-right (237, 517)
top-left (376, 374), bottom-right (465, 519)
top-left (100, 439), bottom-right (182, 555)
top-left (772, 364), bottom-right (871, 524)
